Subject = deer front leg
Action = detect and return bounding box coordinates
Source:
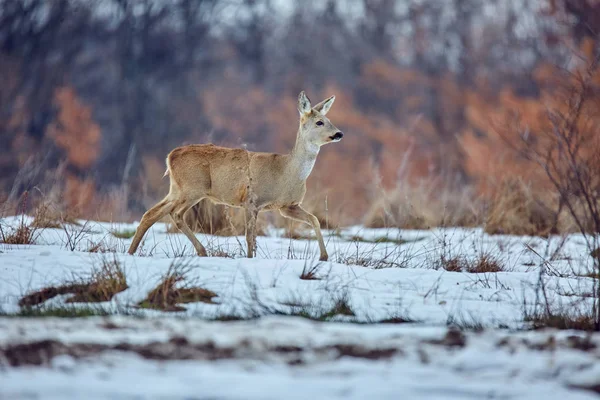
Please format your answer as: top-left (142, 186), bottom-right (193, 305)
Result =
top-left (128, 197), bottom-right (174, 255)
top-left (280, 205), bottom-right (328, 261)
top-left (245, 207), bottom-right (259, 258)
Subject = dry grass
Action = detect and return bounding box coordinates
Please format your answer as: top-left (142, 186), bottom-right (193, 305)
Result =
top-left (484, 179), bottom-right (557, 236)
top-left (465, 253), bottom-right (504, 273)
top-left (138, 262), bottom-right (217, 311)
top-left (0, 195), bottom-right (40, 245)
top-left (18, 283), bottom-right (89, 308)
top-left (30, 201), bottom-right (79, 229)
top-left (437, 253), bottom-right (503, 273)
top-left (525, 310), bottom-right (596, 331)
top-left (334, 233), bottom-right (417, 270)
top-left (360, 174), bottom-right (598, 237)
top-left (68, 257), bottom-right (128, 302)
top-left (440, 256), bottom-right (465, 272)
top-left (30, 203), bottom-right (63, 229)
top-left (363, 177), bottom-right (479, 230)
top-left (299, 262), bottom-right (322, 280)
top-left (1, 223), bottom-right (36, 245)
top-left (1, 193), bottom-right (83, 245)
top-left (19, 256), bottom-right (128, 307)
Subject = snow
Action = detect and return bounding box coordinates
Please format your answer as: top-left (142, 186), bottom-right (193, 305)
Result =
top-left (0, 216), bottom-right (599, 399)
top-left (1, 317), bottom-right (599, 400)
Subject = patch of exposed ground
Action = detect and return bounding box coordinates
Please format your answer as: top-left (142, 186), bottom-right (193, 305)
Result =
top-left (0, 338), bottom-right (400, 367)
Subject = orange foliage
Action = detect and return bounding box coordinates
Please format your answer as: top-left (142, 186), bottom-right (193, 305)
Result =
top-left (47, 87), bottom-right (101, 170)
top-left (461, 38), bottom-right (600, 198)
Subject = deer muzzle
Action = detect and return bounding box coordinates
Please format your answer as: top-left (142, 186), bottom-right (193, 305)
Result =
top-left (330, 132), bottom-right (344, 142)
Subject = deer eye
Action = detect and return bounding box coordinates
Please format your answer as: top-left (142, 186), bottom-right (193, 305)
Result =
top-left (316, 121), bottom-right (324, 126)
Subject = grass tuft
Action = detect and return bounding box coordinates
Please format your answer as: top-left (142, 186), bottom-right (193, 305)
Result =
top-left (138, 262), bottom-right (217, 311)
top-left (440, 256), bottom-right (465, 272)
top-left (465, 253), bottom-right (503, 273)
top-left (1, 194), bottom-right (39, 245)
top-left (299, 262), bottom-right (322, 280)
top-left (1, 224), bottom-right (35, 245)
top-left (437, 253), bottom-right (503, 273)
top-left (524, 309), bottom-right (597, 331)
top-left (19, 255), bottom-right (128, 307)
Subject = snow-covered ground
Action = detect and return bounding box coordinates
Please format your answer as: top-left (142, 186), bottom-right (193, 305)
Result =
top-left (0, 216), bottom-right (599, 399)
top-left (1, 316), bottom-right (600, 400)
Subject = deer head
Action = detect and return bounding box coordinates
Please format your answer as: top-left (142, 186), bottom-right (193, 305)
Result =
top-left (297, 91), bottom-right (344, 149)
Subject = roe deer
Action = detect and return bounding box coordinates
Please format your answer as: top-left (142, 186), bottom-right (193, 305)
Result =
top-left (127, 91), bottom-right (343, 260)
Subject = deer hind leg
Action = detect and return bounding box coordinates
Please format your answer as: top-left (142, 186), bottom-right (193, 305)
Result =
top-left (128, 197), bottom-right (175, 255)
top-left (170, 199), bottom-right (207, 257)
top-left (280, 205), bottom-right (328, 261)
top-left (245, 207), bottom-right (259, 258)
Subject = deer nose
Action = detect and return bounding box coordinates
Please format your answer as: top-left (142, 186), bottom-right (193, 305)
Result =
top-left (332, 132), bottom-right (343, 140)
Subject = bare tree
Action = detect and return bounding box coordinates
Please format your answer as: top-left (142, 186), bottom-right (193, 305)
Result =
top-left (514, 48), bottom-right (600, 330)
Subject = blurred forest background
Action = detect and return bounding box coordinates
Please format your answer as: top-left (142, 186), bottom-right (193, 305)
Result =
top-left (1, 0), bottom-right (599, 234)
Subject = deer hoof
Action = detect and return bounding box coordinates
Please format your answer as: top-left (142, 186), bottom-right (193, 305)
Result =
top-left (319, 254), bottom-right (328, 262)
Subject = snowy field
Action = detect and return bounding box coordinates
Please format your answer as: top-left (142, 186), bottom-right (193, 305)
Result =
top-left (1, 216), bottom-right (599, 399)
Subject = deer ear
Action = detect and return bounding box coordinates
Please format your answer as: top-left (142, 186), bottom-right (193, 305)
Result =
top-left (298, 91), bottom-right (312, 115)
top-left (313, 95), bottom-right (335, 115)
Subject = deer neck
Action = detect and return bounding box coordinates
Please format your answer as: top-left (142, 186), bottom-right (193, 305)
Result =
top-left (289, 129), bottom-right (319, 181)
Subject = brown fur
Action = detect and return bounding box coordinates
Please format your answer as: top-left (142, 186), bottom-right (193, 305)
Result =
top-left (128, 91), bottom-right (343, 260)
